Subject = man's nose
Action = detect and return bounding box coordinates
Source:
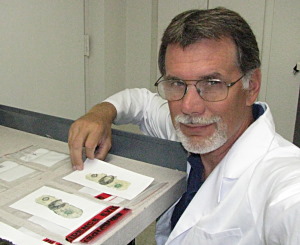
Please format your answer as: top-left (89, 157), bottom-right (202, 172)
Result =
top-left (181, 85), bottom-right (206, 115)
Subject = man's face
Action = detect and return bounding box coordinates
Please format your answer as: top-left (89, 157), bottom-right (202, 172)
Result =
top-left (165, 38), bottom-right (256, 154)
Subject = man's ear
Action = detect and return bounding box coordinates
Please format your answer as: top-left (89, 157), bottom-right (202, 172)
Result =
top-left (246, 68), bottom-right (261, 106)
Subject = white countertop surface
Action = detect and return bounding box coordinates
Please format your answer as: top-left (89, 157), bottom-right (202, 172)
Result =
top-left (0, 126), bottom-right (186, 245)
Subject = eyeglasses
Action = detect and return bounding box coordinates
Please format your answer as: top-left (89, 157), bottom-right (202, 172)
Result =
top-left (154, 74), bottom-right (245, 102)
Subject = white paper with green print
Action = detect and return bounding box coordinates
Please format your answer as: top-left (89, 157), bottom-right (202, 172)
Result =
top-left (10, 186), bottom-right (108, 230)
top-left (63, 159), bottom-right (154, 200)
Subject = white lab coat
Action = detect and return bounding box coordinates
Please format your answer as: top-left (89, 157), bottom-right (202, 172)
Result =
top-left (105, 88), bottom-right (300, 245)
top-left (105, 88), bottom-right (177, 141)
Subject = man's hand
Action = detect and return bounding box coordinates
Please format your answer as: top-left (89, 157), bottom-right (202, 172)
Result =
top-left (68, 102), bottom-right (117, 170)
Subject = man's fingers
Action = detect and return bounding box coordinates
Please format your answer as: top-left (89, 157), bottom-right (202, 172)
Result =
top-left (68, 115), bottom-right (113, 170)
top-left (70, 148), bottom-right (84, 170)
top-left (85, 146), bottom-right (96, 160)
top-left (68, 137), bottom-right (85, 170)
top-left (94, 141), bottom-right (112, 160)
top-left (68, 124), bottom-right (87, 170)
top-left (84, 129), bottom-right (104, 159)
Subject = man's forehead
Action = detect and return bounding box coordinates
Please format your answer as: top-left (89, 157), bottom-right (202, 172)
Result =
top-left (165, 37), bottom-right (237, 55)
top-left (165, 38), bottom-right (239, 70)
top-left (164, 38), bottom-right (239, 76)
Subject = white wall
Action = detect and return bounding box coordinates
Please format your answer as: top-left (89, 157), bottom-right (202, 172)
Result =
top-left (0, 0), bottom-right (85, 119)
top-left (261, 0), bottom-right (300, 141)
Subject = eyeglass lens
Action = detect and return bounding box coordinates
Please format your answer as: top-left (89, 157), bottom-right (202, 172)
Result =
top-left (157, 80), bottom-right (228, 102)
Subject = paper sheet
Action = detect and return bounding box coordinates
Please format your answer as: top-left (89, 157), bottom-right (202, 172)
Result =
top-left (28, 215), bottom-right (70, 237)
top-left (20, 148), bottom-right (69, 167)
top-left (0, 160), bottom-right (35, 182)
top-left (63, 159), bottom-right (154, 200)
top-left (0, 160), bottom-right (18, 173)
top-left (0, 222), bottom-right (49, 245)
top-left (10, 186), bottom-right (109, 230)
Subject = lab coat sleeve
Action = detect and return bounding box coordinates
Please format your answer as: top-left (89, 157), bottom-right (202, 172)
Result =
top-left (104, 88), bottom-right (178, 141)
top-left (264, 158), bottom-right (300, 245)
top-left (265, 196), bottom-right (300, 245)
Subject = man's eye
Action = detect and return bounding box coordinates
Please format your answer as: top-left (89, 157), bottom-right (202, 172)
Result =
top-left (205, 79), bottom-right (222, 86)
top-left (170, 80), bottom-right (185, 87)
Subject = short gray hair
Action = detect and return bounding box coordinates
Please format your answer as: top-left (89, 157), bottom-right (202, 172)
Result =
top-left (158, 7), bottom-right (261, 76)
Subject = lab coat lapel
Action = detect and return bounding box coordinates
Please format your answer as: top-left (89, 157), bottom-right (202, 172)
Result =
top-left (218, 104), bottom-right (275, 202)
top-left (220, 104), bottom-right (275, 180)
top-left (167, 163), bottom-right (224, 242)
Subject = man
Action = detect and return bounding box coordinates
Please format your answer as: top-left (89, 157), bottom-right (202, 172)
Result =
top-left (69, 7), bottom-right (300, 245)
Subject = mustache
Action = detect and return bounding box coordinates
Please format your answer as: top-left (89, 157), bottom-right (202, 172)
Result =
top-left (175, 114), bottom-right (221, 125)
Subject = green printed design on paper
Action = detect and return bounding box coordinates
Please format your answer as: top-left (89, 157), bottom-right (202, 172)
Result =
top-left (86, 173), bottom-right (131, 190)
top-left (35, 195), bottom-right (83, 218)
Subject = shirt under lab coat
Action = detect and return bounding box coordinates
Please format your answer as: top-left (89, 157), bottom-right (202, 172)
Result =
top-left (105, 88), bottom-right (300, 245)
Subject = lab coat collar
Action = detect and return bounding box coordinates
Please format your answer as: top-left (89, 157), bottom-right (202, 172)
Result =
top-left (221, 102), bottom-right (274, 179)
top-left (216, 103), bottom-right (276, 203)
top-left (167, 102), bottom-right (276, 244)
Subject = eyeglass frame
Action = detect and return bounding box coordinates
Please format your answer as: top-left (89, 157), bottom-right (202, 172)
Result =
top-left (154, 74), bottom-right (246, 102)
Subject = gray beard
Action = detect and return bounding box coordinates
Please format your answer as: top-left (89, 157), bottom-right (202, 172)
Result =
top-left (175, 114), bottom-right (228, 154)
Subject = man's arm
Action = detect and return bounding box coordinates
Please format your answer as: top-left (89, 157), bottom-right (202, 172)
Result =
top-left (68, 88), bottom-right (175, 170)
top-left (105, 88), bottom-right (176, 140)
top-left (68, 102), bottom-right (116, 170)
